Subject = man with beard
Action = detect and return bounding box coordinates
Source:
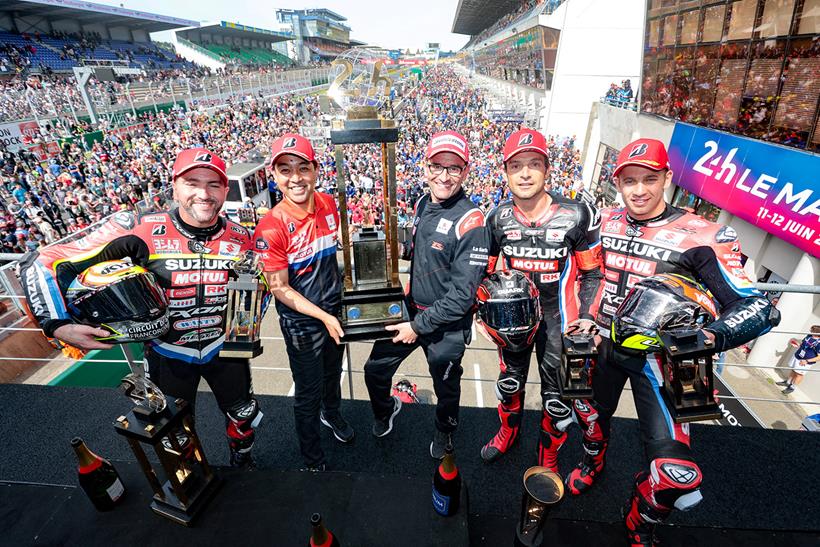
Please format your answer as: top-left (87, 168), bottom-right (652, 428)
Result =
top-left (20, 147), bottom-right (265, 469)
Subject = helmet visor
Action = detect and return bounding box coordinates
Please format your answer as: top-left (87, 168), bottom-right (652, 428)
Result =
top-left (72, 274), bottom-right (167, 324)
top-left (482, 298), bottom-right (540, 332)
top-left (617, 285), bottom-right (706, 332)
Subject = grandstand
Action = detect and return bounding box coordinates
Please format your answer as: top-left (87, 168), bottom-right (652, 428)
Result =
top-left (276, 8), bottom-right (358, 64)
top-left (0, 0), bottom-right (197, 74)
top-left (173, 22), bottom-right (294, 71)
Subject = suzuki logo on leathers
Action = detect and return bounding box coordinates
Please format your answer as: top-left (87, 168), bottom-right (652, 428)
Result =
top-left (502, 245), bottom-right (568, 259)
top-left (166, 258), bottom-right (234, 270)
top-left (601, 237), bottom-right (672, 261)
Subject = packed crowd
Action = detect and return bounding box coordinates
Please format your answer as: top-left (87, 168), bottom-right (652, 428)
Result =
top-left (466, 0), bottom-right (557, 48)
top-left (1, 65), bottom-right (587, 255)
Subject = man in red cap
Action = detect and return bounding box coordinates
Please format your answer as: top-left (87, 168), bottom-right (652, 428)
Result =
top-left (479, 128), bottom-right (603, 470)
top-left (363, 130), bottom-right (490, 460)
top-left (253, 133), bottom-right (353, 471)
top-left (565, 138), bottom-right (779, 546)
top-left (20, 147), bottom-right (266, 469)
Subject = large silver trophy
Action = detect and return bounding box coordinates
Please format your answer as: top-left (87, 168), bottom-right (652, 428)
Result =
top-left (220, 251), bottom-right (265, 358)
top-left (327, 49), bottom-right (409, 342)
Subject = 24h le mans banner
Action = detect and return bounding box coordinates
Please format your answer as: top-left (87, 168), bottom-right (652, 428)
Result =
top-left (667, 123), bottom-right (820, 259)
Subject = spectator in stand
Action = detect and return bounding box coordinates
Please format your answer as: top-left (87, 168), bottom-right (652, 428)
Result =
top-left (778, 326), bottom-right (820, 395)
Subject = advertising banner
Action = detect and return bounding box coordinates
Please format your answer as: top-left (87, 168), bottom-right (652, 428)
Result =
top-left (668, 123), bottom-right (819, 258)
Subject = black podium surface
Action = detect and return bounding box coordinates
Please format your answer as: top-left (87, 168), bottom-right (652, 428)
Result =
top-left (0, 384), bottom-right (818, 546)
top-left (2, 461), bottom-right (469, 546)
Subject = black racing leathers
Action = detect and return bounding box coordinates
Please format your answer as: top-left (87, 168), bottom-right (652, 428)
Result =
top-left (482, 194), bottom-right (603, 469)
top-left (568, 204), bottom-right (779, 525)
top-left (364, 189), bottom-right (489, 434)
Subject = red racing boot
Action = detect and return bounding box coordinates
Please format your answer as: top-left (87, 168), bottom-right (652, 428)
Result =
top-left (480, 397), bottom-right (522, 463)
top-left (565, 440), bottom-right (607, 495)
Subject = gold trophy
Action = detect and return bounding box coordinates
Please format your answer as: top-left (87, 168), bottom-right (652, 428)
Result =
top-left (514, 467), bottom-right (565, 547)
top-left (327, 49), bottom-right (408, 342)
top-left (114, 374), bottom-right (220, 525)
top-left (220, 251), bottom-right (266, 358)
top-left (658, 330), bottom-right (721, 422)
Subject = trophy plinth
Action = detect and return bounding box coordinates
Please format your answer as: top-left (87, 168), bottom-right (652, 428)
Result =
top-left (514, 467), bottom-right (565, 547)
top-left (114, 395), bottom-right (220, 526)
top-left (559, 334), bottom-right (597, 400)
top-left (659, 330), bottom-right (721, 423)
top-left (328, 49), bottom-right (408, 343)
top-left (220, 252), bottom-right (265, 359)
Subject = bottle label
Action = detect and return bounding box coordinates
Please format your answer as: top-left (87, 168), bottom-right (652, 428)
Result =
top-left (106, 478), bottom-right (125, 501)
top-left (432, 487), bottom-right (450, 515)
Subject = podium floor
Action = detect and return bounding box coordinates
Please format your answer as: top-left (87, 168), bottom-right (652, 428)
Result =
top-left (2, 461), bottom-right (469, 547)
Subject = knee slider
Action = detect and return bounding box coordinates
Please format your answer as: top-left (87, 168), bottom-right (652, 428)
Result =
top-left (649, 457), bottom-right (703, 511)
top-left (543, 397), bottom-right (575, 433)
top-left (495, 374), bottom-right (524, 403)
top-left (226, 398), bottom-right (263, 438)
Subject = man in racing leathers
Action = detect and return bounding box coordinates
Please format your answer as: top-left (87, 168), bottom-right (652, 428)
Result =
top-left (481, 128), bottom-right (603, 470)
top-left (20, 148), bottom-right (266, 469)
top-left (565, 139), bottom-right (779, 546)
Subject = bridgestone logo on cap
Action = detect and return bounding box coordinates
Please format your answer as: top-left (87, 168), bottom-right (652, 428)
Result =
top-left (518, 133), bottom-right (534, 146)
top-left (195, 153), bottom-right (212, 162)
top-left (628, 143), bottom-right (648, 158)
top-left (283, 137), bottom-right (297, 148)
top-left (431, 135), bottom-right (466, 151)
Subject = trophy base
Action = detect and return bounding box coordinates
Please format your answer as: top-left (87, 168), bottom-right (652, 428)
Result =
top-left (661, 390), bottom-right (722, 423)
top-left (150, 473), bottom-right (222, 526)
top-left (219, 340), bottom-right (263, 359)
top-left (340, 286), bottom-right (409, 343)
top-left (558, 386), bottom-right (594, 401)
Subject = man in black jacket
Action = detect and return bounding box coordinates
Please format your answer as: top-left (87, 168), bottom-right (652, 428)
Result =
top-left (363, 130), bottom-right (490, 459)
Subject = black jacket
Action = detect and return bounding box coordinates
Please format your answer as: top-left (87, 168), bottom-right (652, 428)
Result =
top-left (406, 189), bottom-right (489, 335)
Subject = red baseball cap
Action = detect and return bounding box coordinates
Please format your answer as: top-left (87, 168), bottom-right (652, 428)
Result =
top-left (426, 131), bottom-right (470, 164)
top-left (503, 128), bottom-right (549, 163)
top-left (172, 148), bottom-right (227, 185)
top-left (613, 138), bottom-right (670, 178)
top-left (269, 133), bottom-right (316, 164)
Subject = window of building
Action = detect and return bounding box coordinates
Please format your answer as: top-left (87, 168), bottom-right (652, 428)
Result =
top-left (702, 4), bottom-right (727, 42)
top-left (758, 0), bottom-right (796, 38)
top-left (727, 0), bottom-right (758, 41)
top-left (663, 15), bottom-right (679, 45)
top-left (680, 10), bottom-right (700, 44)
top-left (640, 0), bottom-right (819, 152)
top-left (798, 0), bottom-right (820, 34)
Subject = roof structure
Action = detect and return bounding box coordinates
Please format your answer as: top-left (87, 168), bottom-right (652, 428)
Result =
top-left (177, 21), bottom-right (291, 43)
top-left (451, 0), bottom-right (521, 35)
top-left (0, 0), bottom-right (197, 32)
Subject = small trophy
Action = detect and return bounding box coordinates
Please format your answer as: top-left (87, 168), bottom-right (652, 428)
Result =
top-left (114, 374), bottom-right (220, 525)
top-left (220, 250), bottom-right (265, 359)
top-left (327, 48), bottom-right (409, 342)
top-left (514, 466), bottom-right (565, 547)
top-left (559, 333), bottom-right (597, 400)
top-left (658, 330), bottom-right (721, 423)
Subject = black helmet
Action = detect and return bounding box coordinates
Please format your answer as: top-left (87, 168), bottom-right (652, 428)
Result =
top-left (476, 270), bottom-right (541, 352)
top-left (612, 273), bottom-right (717, 352)
top-left (66, 259), bottom-right (169, 343)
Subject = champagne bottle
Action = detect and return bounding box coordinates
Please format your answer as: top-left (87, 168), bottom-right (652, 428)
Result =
top-left (432, 443), bottom-right (461, 516)
top-left (71, 437), bottom-right (125, 511)
top-left (309, 513), bottom-right (340, 547)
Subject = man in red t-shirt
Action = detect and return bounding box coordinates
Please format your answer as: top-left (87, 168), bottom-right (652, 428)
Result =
top-left (254, 133), bottom-right (353, 471)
